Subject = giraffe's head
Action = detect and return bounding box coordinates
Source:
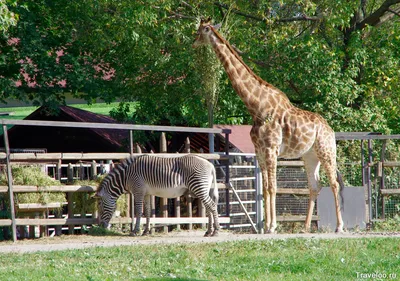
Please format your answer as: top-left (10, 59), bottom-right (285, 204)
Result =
top-left (193, 17), bottom-right (221, 48)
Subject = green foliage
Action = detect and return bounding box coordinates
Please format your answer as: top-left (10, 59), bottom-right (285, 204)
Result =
top-left (0, 0), bottom-right (399, 134)
top-left (373, 215), bottom-right (400, 232)
top-left (0, 238), bottom-right (399, 280)
top-left (0, 0), bottom-right (17, 35)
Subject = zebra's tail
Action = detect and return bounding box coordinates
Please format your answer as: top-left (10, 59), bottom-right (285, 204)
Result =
top-left (210, 167), bottom-right (219, 204)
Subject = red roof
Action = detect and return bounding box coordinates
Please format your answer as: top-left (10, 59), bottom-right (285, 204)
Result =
top-left (214, 125), bottom-right (254, 154)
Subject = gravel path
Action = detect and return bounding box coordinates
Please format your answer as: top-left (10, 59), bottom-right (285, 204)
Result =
top-left (1, 231), bottom-right (399, 254)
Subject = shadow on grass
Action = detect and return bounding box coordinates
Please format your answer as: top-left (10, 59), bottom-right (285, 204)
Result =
top-left (86, 226), bottom-right (126, 237)
top-left (133, 277), bottom-right (207, 281)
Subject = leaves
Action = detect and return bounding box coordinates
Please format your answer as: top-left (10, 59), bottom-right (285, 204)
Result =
top-left (0, 0), bottom-right (399, 135)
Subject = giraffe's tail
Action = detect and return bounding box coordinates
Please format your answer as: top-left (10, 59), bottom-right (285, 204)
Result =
top-left (337, 169), bottom-right (345, 212)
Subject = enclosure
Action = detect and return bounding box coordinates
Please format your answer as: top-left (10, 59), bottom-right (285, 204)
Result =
top-left (1, 119), bottom-right (400, 241)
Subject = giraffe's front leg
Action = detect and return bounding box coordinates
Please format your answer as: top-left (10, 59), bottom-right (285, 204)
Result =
top-left (265, 148), bottom-right (278, 234)
top-left (259, 157), bottom-right (275, 234)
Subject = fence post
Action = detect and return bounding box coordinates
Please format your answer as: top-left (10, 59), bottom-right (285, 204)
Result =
top-left (91, 160), bottom-right (97, 180)
top-left (67, 163), bottom-right (74, 234)
top-left (2, 124), bottom-right (17, 242)
top-left (56, 159), bottom-right (62, 182)
top-left (160, 132), bottom-right (169, 233)
top-left (129, 135), bottom-right (135, 234)
top-left (184, 137), bottom-right (193, 230)
top-left (54, 159), bottom-right (63, 236)
top-left (79, 161), bottom-right (85, 180)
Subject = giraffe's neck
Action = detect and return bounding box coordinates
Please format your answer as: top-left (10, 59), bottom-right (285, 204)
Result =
top-left (209, 31), bottom-right (292, 123)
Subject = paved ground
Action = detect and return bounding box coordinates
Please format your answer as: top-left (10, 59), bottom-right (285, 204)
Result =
top-left (1, 230), bottom-right (399, 254)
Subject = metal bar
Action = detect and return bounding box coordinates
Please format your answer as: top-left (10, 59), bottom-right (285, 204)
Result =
top-left (380, 140), bottom-right (387, 219)
top-left (2, 124), bottom-right (17, 242)
top-left (367, 139), bottom-right (373, 222)
top-left (0, 119), bottom-right (225, 134)
top-left (228, 183), bottom-right (258, 233)
top-left (224, 132), bottom-right (230, 220)
top-left (361, 140), bottom-right (365, 186)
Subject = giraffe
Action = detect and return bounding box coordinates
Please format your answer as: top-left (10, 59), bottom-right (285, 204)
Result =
top-left (193, 18), bottom-right (344, 233)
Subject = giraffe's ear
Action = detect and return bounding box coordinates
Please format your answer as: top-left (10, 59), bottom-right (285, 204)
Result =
top-left (213, 23), bottom-right (222, 30)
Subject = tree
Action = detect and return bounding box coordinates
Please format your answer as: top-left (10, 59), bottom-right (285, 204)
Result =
top-left (1, 0), bottom-right (399, 136)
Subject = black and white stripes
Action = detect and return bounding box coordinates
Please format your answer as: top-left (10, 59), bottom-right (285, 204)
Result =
top-left (95, 154), bottom-right (220, 237)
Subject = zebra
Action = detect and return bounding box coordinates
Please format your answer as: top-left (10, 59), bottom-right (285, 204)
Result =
top-left (94, 154), bottom-right (220, 237)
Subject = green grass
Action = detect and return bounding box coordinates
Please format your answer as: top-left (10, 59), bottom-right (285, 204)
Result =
top-left (0, 238), bottom-right (399, 281)
top-left (0, 102), bottom-right (133, 120)
top-left (0, 105), bottom-right (39, 120)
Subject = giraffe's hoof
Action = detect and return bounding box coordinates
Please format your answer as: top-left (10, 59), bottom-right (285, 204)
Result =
top-left (266, 229), bottom-right (277, 234)
top-left (335, 227), bottom-right (344, 233)
top-left (141, 231), bottom-right (150, 236)
top-left (129, 231), bottom-right (139, 237)
top-left (211, 230), bottom-right (219, 237)
top-left (204, 231), bottom-right (212, 237)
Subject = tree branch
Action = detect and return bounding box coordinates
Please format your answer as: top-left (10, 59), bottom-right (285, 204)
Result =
top-left (168, 11), bottom-right (197, 20)
top-left (356, 0), bottom-right (400, 29)
top-left (213, 2), bottom-right (321, 23)
top-left (388, 8), bottom-right (400, 17)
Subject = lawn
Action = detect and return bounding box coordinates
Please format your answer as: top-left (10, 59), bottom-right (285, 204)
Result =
top-left (0, 102), bottom-right (130, 120)
top-left (0, 238), bottom-right (398, 281)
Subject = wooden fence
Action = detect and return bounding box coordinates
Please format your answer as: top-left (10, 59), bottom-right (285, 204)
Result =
top-left (0, 119), bottom-right (232, 241)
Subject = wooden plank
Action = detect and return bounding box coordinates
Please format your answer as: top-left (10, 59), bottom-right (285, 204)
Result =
top-left (381, 189), bottom-right (400, 195)
top-left (0, 184), bottom-right (231, 193)
top-left (10, 153), bottom-right (37, 160)
top-left (383, 161), bottom-right (400, 167)
top-left (0, 152), bottom-right (227, 162)
top-left (0, 185), bottom-right (98, 193)
top-left (17, 202), bottom-right (65, 211)
top-left (0, 119), bottom-right (228, 134)
top-left (277, 161), bottom-right (304, 166)
top-left (277, 215), bottom-right (319, 222)
top-left (0, 219), bottom-right (11, 226)
top-left (13, 216), bottom-right (230, 226)
top-left (277, 188), bottom-right (309, 195)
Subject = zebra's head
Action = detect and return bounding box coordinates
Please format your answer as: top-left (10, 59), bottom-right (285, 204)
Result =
top-left (94, 176), bottom-right (117, 229)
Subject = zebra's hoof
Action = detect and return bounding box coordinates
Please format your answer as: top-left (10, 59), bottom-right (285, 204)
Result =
top-left (211, 231), bottom-right (219, 237)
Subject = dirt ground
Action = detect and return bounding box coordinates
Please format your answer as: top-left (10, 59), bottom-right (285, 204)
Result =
top-left (1, 230), bottom-right (400, 254)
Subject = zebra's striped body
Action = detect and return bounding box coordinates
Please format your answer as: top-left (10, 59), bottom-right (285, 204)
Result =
top-left (95, 154), bottom-right (220, 236)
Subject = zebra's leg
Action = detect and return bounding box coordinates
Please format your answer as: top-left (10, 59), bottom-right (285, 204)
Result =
top-left (204, 208), bottom-right (213, 237)
top-left (211, 204), bottom-right (220, 237)
top-left (196, 192), bottom-right (218, 237)
top-left (142, 194), bottom-right (151, 236)
top-left (130, 194), bottom-right (144, 236)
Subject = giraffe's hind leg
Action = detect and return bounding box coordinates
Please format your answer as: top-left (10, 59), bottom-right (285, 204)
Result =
top-left (321, 159), bottom-right (344, 233)
top-left (316, 141), bottom-right (344, 233)
top-left (303, 150), bottom-right (322, 232)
